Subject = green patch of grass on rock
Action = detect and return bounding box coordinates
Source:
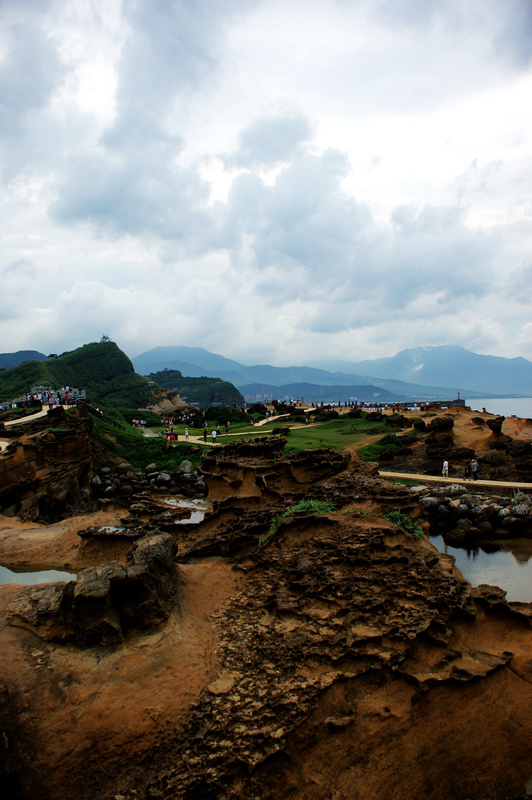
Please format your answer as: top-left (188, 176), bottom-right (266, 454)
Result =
top-left (258, 499), bottom-right (336, 548)
top-left (384, 510), bottom-right (424, 540)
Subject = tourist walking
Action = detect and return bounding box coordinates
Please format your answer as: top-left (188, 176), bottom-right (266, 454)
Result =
top-left (442, 460), bottom-right (449, 478)
top-left (203, 428), bottom-right (207, 443)
top-left (212, 429), bottom-right (217, 445)
top-left (471, 459), bottom-right (479, 481)
top-left (464, 463), bottom-right (471, 480)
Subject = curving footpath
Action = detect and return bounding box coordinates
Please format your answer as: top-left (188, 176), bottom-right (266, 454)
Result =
top-left (0, 406), bottom-right (56, 451)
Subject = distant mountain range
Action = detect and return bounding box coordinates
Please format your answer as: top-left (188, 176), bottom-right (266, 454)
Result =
top-left (0, 350), bottom-right (49, 369)
top-left (132, 345), bottom-right (532, 399)
top-left (3, 344), bottom-right (531, 403)
top-left (308, 346), bottom-right (532, 396)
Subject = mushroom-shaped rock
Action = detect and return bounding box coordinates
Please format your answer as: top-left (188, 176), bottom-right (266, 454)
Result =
top-left (486, 416), bottom-right (505, 436)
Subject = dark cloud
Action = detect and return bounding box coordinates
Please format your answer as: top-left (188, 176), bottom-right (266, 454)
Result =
top-left (492, 0), bottom-right (532, 68)
top-left (226, 114), bottom-right (313, 168)
top-left (0, 259), bottom-right (37, 320)
top-left (224, 148), bottom-right (374, 284)
top-left (104, 0), bottom-right (242, 150)
top-left (0, 0), bottom-right (63, 168)
top-left (51, 144), bottom-right (212, 247)
top-left (388, 205), bottom-right (494, 299)
top-left (373, 0), bottom-right (446, 30)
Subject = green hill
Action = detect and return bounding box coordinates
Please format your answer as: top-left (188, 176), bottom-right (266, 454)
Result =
top-left (148, 368), bottom-right (244, 406)
top-left (0, 342), bottom-right (162, 408)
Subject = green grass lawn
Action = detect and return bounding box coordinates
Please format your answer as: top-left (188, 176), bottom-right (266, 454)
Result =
top-left (91, 416), bottom-right (209, 470)
top-left (210, 416), bottom-right (391, 456)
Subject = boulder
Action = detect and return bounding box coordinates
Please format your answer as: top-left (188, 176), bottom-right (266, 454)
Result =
top-left (7, 534), bottom-right (179, 645)
top-left (426, 415), bottom-right (454, 432)
top-left (479, 452), bottom-right (506, 466)
top-left (489, 435), bottom-right (513, 451)
top-left (486, 416), bottom-right (505, 436)
top-left (7, 583), bottom-right (76, 642)
top-left (507, 441), bottom-right (532, 457)
top-left (386, 414), bottom-right (411, 428)
top-left (179, 460), bottom-right (194, 476)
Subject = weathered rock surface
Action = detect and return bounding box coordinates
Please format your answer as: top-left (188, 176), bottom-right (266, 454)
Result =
top-left (486, 415), bottom-right (505, 436)
top-left (0, 406), bottom-right (92, 521)
top-left (6, 532), bottom-right (179, 644)
top-left (377, 405), bottom-right (532, 482)
top-left (1, 434), bottom-right (531, 800)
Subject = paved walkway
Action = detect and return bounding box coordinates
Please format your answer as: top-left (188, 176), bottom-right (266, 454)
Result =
top-left (0, 406), bottom-right (63, 451)
top-left (379, 470), bottom-right (532, 491)
top-left (4, 407), bottom-right (50, 426)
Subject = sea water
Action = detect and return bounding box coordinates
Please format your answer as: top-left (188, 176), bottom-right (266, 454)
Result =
top-left (0, 566), bottom-right (76, 586)
top-left (432, 397), bottom-right (532, 602)
top-left (466, 397), bottom-right (532, 419)
top-left (430, 535), bottom-right (532, 603)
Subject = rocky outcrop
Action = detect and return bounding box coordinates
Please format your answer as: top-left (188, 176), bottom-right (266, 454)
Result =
top-left (1, 436), bottom-right (532, 800)
top-left (486, 415), bottom-right (505, 436)
top-left (198, 435), bottom-right (353, 503)
top-left (426, 414), bottom-right (455, 432)
top-left (0, 406), bottom-right (93, 521)
top-left (90, 459), bottom-right (206, 505)
top-left (7, 532), bottom-right (179, 644)
top-left (419, 485), bottom-right (532, 542)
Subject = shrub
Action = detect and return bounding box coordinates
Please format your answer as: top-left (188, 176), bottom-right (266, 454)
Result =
top-left (384, 510), bottom-right (424, 540)
top-left (91, 416), bottom-right (206, 470)
top-left (203, 406), bottom-right (249, 423)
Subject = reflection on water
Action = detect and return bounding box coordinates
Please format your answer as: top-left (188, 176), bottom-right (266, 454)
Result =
top-left (162, 497), bottom-right (207, 524)
top-left (430, 535), bottom-right (532, 603)
top-left (0, 565), bottom-right (76, 586)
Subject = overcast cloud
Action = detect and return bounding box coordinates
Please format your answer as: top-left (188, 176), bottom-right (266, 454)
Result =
top-left (1, 0), bottom-right (531, 366)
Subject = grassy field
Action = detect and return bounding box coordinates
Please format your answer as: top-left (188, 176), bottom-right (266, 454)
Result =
top-left (91, 415), bottom-right (208, 471)
top-left (93, 410), bottom-right (416, 469)
top-left (212, 416), bottom-right (393, 458)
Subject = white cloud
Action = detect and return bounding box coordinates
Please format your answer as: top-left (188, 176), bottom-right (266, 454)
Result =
top-left (0, 0), bottom-right (531, 367)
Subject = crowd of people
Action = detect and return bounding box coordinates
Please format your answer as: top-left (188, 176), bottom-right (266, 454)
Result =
top-left (1, 387), bottom-right (83, 413)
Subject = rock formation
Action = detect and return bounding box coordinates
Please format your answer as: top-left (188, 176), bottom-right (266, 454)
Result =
top-left (0, 405), bottom-right (92, 521)
top-left (419, 485), bottom-right (532, 543)
top-left (7, 532), bottom-right (179, 645)
top-left (378, 406), bottom-right (532, 482)
top-left (1, 435), bottom-right (532, 800)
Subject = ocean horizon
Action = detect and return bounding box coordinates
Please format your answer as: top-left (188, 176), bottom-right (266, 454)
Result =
top-left (466, 397), bottom-right (532, 419)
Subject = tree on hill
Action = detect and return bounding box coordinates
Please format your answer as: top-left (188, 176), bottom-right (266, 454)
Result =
top-left (0, 342), bottom-right (164, 409)
top-left (148, 368), bottom-right (244, 407)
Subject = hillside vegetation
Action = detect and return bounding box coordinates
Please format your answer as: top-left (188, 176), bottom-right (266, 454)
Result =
top-left (0, 342), bottom-right (162, 408)
top-left (148, 368), bottom-right (244, 406)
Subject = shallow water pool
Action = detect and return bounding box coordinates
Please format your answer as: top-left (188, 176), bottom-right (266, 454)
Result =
top-left (0, 565), bottom-right (76, 586)
top-left (430, 535), bottom-right (532, 603)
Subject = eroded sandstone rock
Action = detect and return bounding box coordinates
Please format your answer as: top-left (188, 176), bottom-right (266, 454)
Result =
top-left (7, 533), bottom-right (179, 644)
top-left (486, 415), bottom-right (506, 436)
top-left (0, 406), bottom-right (92, 521)
top-left (2, 434), bottom-right (532, 800)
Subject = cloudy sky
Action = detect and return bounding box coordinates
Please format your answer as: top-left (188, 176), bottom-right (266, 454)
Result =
top-left (2, 0), bottom-right (531, 367)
